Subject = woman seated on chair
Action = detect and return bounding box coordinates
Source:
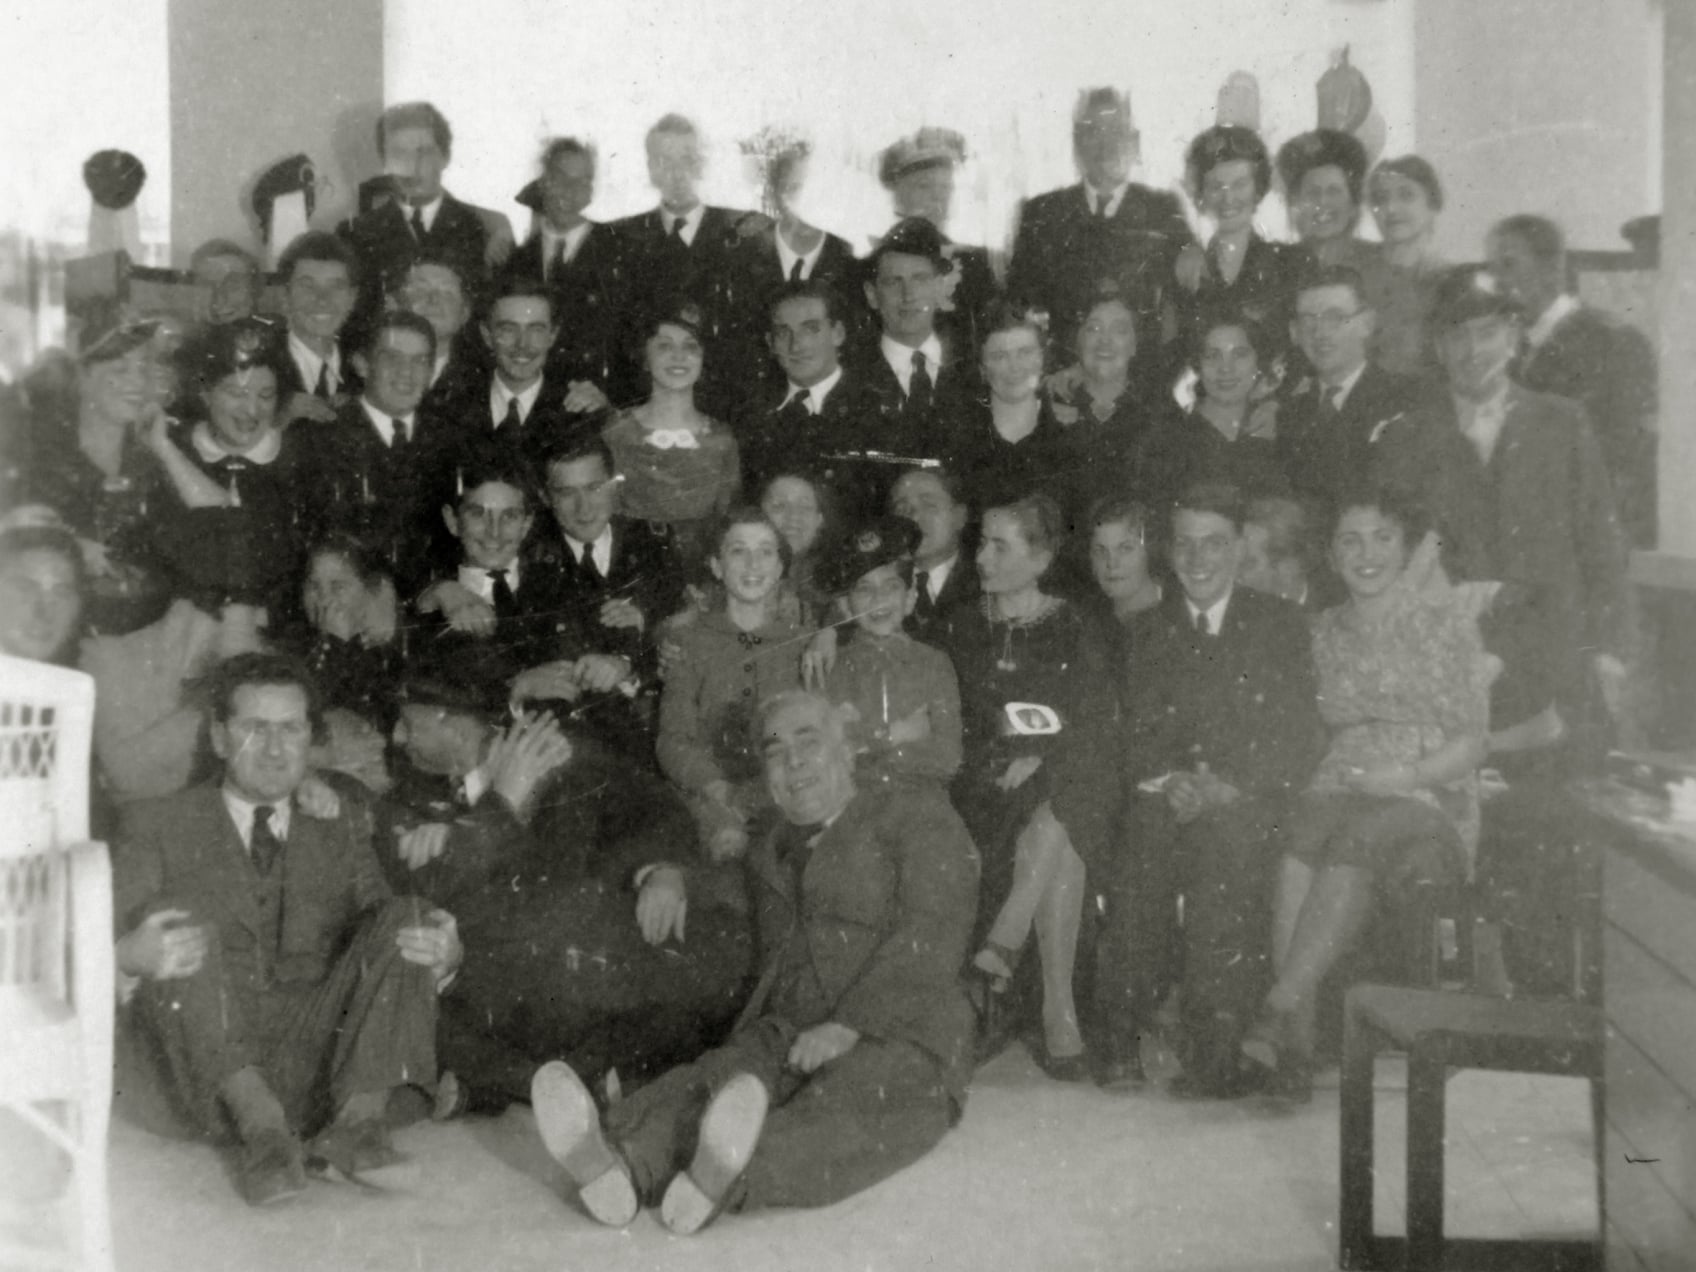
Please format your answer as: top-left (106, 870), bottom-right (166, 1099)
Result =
top-left (1241, 484), bottom-right (1490, 1098)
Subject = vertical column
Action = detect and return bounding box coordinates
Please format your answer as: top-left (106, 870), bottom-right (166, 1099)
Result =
top-left (167, 0), bottom-right (384, 265)
top-left (1655, 0), bottom-right (1696, 564)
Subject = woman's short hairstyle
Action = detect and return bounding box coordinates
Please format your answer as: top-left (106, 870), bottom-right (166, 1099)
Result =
top-left (1187, 303), bottom-right (1267, 371)
top-left (306, 532), bottom-right (393, 593)
top-left (760, 467), bottom-right (839, 551)
top-left (1370, 154), bottom-right (1445, 213)
top-left (634, 300), bottom-right (707, 360)
top-left (987, 492), bottom-right (1065, 561)
top-left (1185, 126), bottom-right (1272, 202)
top-left (979, 298), bottom-right (1051, 356)
top-left (1276, 129), bottom-right (1369, 206)
top-left (1330, 481), bottom-right (1431, 546)
top-left (712, 506), bottom-right (793, 575)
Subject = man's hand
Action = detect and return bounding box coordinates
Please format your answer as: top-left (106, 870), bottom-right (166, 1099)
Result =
top-left (436, 583), bottom-right (497, 636)
top-left (294, 773), bottom-right (342, 820)
top-left (574, 653), bottom-right (633, 694)
top-left (117, 909), bottom-right (209, 981)
top-left (284, 391), bottom-right (338, 426)
top-left (636, 865), bottom-right (688, 944)
top-left (787, 1022), bottom-right (860, 1074)
top-left (511, 660), bottom-right (582, 703)
top-left (397, 908), bottom-right (462, 989)
top-left (996, 755), bottom-right (1043, 792)
top-left (488, 713), bottom-right (573, 814)
top-left (562, 380), bottom-right (610, 414)
top-left (395, 822), bottom-right (450, 870)
top-left (598, 597), bottom-right (645, 632)
top-left (1168, 764), bottom-right (1240, 823)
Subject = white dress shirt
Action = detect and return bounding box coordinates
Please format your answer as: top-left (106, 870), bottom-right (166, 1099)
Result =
top-left (1083, 180), bottom-right (1132, 219)
top-left (775, 231), bottom-right (825, 281)
top-left (491, 377), bottom-right (544, 429)
top-left (564, 525), bottom-right (613, 577)
top-left (288, 331), bottom-right (342, 397)
top-left (222, 788), bottom-right (292, 857)
top-left (659, 203), bottom-right (706, 246)
top-left (1457, 388), bottom-right (1511, 464)
top-left (1185, 588), bottom-right (1233, 637)
top-left (920, 554), bottom-right (958, 604)
top-left (360, 400), bottom-right (414, 448)
top-left (457, 562), bottom-right (521, 605)
top-left (784, 365), bottom-right (842, 415)
top-left (540, 222), bottom-right (591, 277)
top-left (880, 333), bottom-right (945, 395)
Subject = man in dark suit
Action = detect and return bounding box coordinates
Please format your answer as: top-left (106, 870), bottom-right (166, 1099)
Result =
top-left (273, 231), bottom-right (363, 426)
top-left (341, 102), bottom-right (502, 350)
top-left (507, 138), bottom-right (622, 391)
top-left (1105, 482), bottom-right (1324, 1096)
top-left (741, 279), bottom-right (886, 507)
top-left (530, 689), bottom-right (978, 1233)
top-left (1277, 264), bottom-right (1418, 513)
top-left (392, 255), bottom-right (487, 419)
top-left (1487, 214), bottom-right (1659, 545)
top-left (603, 114), bottom-right (759, 415)
top-left (890, 465), bottom-right (979, 645)
top-left (1006, 87), bottom-right (1190, 349)
top-left (286, 311), bottom-right (456, 595)
top-left (378, 674), bottom-right (754, 1113)
top-left (850, 218), bottom-right (974, 467)
top-left (114, 653), bottom-right (459, 1203)
top-left (1372, 264), bottom-right (1631, 748)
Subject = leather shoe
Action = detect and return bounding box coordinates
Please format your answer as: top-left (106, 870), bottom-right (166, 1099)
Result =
top-left (238, 1127), bottom-right (307, 1206)
top-left (532, 1061), bottom-right (639, 1227)
top-left (1032, 1041), bottom-right (1091, 1084)
top-left (1093, 1048), bottom-right (1148, 1091)
top-left (307, 1118), bottom-right (413, 1186)
top-left (660, 1072), bottom-right (769, 1235)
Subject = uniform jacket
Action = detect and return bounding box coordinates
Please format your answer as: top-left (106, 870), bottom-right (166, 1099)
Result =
top-left (738, 784), bottom-right (980, 1100)
top-left (1371, 383), bottom-right (1630, 658)
top-left (508, 223), bottom-right (622, 389)
top-left (1123, 586), bottom-right (1325, 798)
top-left (343, 192), bottom-right (492, 343)
top-left (113, 780), bottom-right (391, 990)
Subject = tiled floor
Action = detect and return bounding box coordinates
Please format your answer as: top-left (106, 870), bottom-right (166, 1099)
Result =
top-left (69, 1037), bottom-right (1599, 1272)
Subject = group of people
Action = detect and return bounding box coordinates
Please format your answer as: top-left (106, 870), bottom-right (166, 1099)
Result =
top-left (0, 84), bottom-right (1655, 1231)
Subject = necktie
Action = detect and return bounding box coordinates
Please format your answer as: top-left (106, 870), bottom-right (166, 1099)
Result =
top-left (410, 205), bottom-right (427, 241)
top-left (313, 362), bottom-right (332, 400)
top-left (489, 567), bottom-right (517, 617)
top-left (547, 237), bottom-right (565, 282)
top-left (1093, 192), bottom-right (1107, 220)
top-left (914, 570), bottom-right (935, 619)
top-left (391, 418), bottom-right (412, 455)
top-left (1193, 607), bottom-right (1211, 636)
top-left (782, 389), bottom-right (812, 421)
top-left (907, 350), bottom-right (933, 417)
top-left (499, 396), bottom-right (523, 434)
top-left (1317, 384), bottom-right (1342, 425)
top-left (578, 545), bottom-right (603, 586)
top-left (251, 804), bottom-right (282, 875)
top-left (789, 257), bottom-right (806, 282)
top-left (670, 216), bottom-right (686, 244)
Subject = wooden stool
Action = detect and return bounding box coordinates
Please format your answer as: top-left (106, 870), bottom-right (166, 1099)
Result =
top-left (1339, 984), bottom-right (1602, 1271)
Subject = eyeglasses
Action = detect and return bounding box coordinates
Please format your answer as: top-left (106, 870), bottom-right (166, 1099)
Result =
top-left (1294, 309), bottom-right (1364, 334)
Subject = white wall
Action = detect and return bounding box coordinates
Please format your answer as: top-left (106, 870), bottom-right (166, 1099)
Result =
top-left (386, 0), bottom-right (1417, 256)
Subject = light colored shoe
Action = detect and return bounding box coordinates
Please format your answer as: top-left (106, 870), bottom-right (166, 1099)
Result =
top-left (531, 1061), bottom-right (638, 1227)
top-left (659, 1072), bottom-right (769, 1235)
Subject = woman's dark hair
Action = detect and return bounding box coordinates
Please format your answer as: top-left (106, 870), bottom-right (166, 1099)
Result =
top-left (979, 298), bottom-right (1051, 356)
top-left (986, 492), bottom-right (1065, 563)
top-left (634, 300), bottom-right (707, 366)
top-left (1276, 129), bottom-right (1369, 207)
top-left (1187, 304), bottom-right (1267, 372)
top-left (1088, 494), bottom-right (1158, 567)
top-left (712, 506), bottom-right (792, 575)
top-left (1074, 285), bottom-right (1138, 347)
top-left (305, 532), bottom-right (393, 592)
top-left (1185, 126), bottom-right (1272, 202)
top-left (1330, 481), bottom-right (1431, 547)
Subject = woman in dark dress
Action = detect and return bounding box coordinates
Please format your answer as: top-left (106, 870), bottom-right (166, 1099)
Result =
top-left (1171, 126), bottom-right (1307, 378)
top-left (947, 494), bottom-right (1119, 1080)
top-left (1135, 307), bottom-right (1291, 510)
top-left (953, 303), bottom-right (1072, 515)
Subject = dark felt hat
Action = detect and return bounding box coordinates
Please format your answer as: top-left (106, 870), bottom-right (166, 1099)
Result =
top-left (818, 513), bottom-right (921, 597)
top-left (1431, 263), bottom-right (1521, 328)
top-left (866, 216), bottom-right (953, 272)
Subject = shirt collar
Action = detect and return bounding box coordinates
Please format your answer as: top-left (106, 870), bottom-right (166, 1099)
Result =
top-left (191, 420), bottom-right (282, 465)
top-left (1084, 179), bottom-right (1131, 218)
top-left (659, 203), bottom-right (706, 245)
top-left (409, 194), bottom-right (445, 232)
top-left (222, 786), bottom-right (291, 850)
top-left (880, 333), bottom-right (944, 383)
top-left (288, 331), bottom-right (340, 386)
top-left (920, 553), bottom-right (957, 599)
top-left (541, 220), bottom-right (591, 259)
top-left (1184, 587), bottom-right (1234, 633)
top-left (1322, 361), bottom-right (1369, 409)
top-left (775, 229), bottom-right (825, 279)
top-left (457, 561), bottom-right (519, 601)
top-left (360, 399), bottom-right (413, 447)
top-left (564, 524), bottom-right (614, 570)
top-left (1525, 292), bottom-right (1580, 350)
top-left (493, 376), bottom-right (544, 421)
top-left (787, 364), bottom-right (843, 412)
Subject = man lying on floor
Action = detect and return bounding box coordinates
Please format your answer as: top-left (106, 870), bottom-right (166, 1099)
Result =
top-left (530, 688), bottom-right (980, 1234)
top-left (378, 668), bottom-right (756, 1111)
top-left (112, 652), bottom-right (461, 1205)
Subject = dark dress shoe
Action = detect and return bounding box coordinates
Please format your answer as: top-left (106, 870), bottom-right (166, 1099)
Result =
top-left (1032, 1041), bottom-right (1091, 1083)
top-left (238, 1127), bottom-right (307, 1205)
top-left (660, 1072), bottom-right (769, 1235)
top-left (1168, 1064), bottom-right (1267, 1101)
top-left (307, 1119), bottom-right (412, 1186)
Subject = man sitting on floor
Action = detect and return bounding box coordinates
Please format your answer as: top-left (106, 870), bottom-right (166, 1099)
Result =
top-left (113, 652), bottom-right (461, 1204)
top-left (529, 689), bottom-right (979, 1234)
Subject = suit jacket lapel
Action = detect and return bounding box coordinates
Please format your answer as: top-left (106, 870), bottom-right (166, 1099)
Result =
top-left (193, 784), bottom-right (266, 941)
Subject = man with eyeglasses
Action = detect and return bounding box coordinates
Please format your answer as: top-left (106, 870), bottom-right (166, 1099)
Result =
top-left (113, 652), bottom-right (460, 1204)
top-left (1277, 264), bottom-right (1416, 515)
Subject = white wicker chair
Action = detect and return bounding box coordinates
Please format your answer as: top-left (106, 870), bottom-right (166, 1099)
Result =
top-left (0, 654), bottom-right (114, 1272)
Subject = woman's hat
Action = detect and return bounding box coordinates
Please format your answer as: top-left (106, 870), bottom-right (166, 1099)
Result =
top-left (818, 514), bottom-right (920, 597)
